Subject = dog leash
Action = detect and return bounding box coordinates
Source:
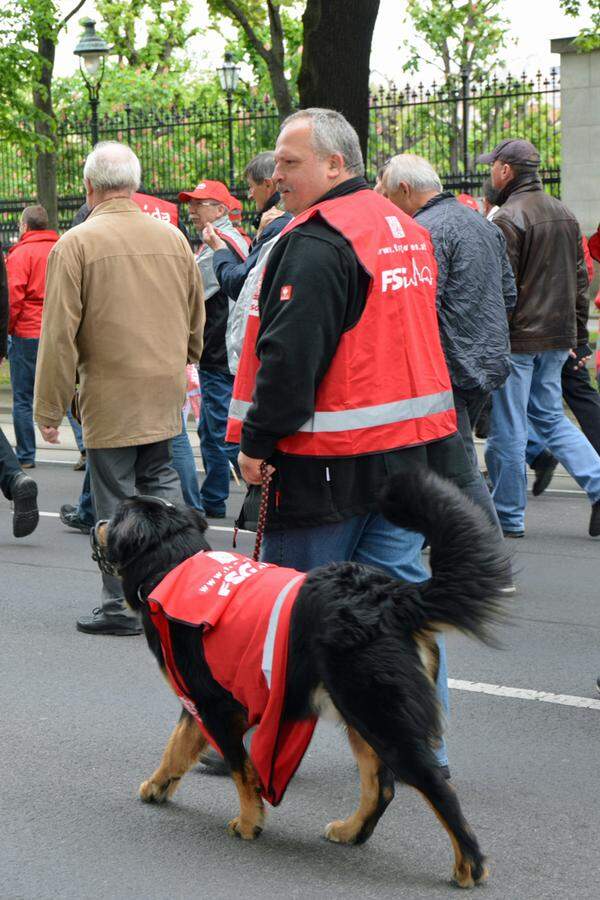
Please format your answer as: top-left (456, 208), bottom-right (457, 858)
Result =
top-left (253, 462), bottom-right (271, 562)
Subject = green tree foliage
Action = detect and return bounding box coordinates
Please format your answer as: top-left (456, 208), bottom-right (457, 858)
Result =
top-left (559, 0), bottom-right (600, 51)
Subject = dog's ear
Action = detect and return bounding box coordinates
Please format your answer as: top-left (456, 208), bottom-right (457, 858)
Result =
top-left (106, 504), bottom-right (160, 566)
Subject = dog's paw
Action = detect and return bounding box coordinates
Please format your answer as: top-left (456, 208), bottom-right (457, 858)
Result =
top-left (139, 778), bottom-right (171, 804)
top-left (452, 860), bottom-right (489, 889)
top-left (324, 819), bottom-right (359, 845)
top-left (227, 816), bottom-right (263, 841)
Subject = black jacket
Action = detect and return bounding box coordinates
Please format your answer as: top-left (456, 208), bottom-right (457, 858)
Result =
top-left (239, 178), bottom-right (468, 530)
top-left (493, 174), bottom-right (589, 352)
top-left (414, 192), bottom-right (515, 393)
top-left (0, 252), bottom-right (8, 358)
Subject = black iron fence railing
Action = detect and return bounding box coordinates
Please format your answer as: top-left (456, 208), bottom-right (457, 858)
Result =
top-left (0, 69), bottom-right (560, 247)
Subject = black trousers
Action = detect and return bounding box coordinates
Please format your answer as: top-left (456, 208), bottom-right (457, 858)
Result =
top-left (0, 425), bottom-right (21, 499)
top-left (561, 361), bottom-right (600, 455)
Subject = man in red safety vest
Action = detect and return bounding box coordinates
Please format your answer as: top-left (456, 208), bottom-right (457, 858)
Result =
top-left (225, 108), bottom-right (479, 779)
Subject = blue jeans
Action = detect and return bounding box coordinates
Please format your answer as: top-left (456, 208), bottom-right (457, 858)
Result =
top-left (198, 369), bottom-right (239, 514)
top-left (261, 513), bottom-right (450, 767)
top-left (8, 336), bottom-right (39, 464)
top-left (172, 414), bottom-right (204, 512)
top-left (77, 465), bottom-right (95, 526)
top-left (486, 350), bottom-right (600, 533)
top-left (67, 409), bottom-right (85, 453)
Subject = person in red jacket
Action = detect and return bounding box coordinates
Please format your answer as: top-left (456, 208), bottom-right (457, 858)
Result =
top-left (6, 205), bottom-right (59, 466)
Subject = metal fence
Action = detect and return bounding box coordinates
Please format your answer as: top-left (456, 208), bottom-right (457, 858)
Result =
top-left (0, 69), bottom-right (560, 246)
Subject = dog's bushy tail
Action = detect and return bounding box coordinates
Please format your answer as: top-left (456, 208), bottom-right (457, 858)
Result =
top-left (379, 466), bottom-right (510, 643)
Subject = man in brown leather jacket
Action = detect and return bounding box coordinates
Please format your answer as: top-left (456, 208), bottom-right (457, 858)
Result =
top-left (478, 138), bottom-right (600, 538)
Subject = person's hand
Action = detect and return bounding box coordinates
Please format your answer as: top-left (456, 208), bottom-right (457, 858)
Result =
top-left (0, 357), bottom-right (4, 366)
top-left (202, 222), bottom-right (227, 252)
top-left (238, 452), bottom-right (275, 485)
top-left (39, 425), bottom-right (60, 444)
top-left (569, 344), bottom-right (592, 370)
top-left (256, 207), bottom-right (285, 240)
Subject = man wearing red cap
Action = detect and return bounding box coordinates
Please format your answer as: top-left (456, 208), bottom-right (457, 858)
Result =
top-left (179, 180), bottom-right (249, 518)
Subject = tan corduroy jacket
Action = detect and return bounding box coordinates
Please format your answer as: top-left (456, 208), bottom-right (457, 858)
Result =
top-left (34, 198), bottom-right (205, 449)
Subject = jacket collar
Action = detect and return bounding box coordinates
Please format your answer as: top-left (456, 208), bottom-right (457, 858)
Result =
top-left (414, 191), bottom-right (454, 216)
top-left (9, 229), bottom-right (60, 253)
top-left (497, 172), bottom-right (542, 207)
top-left (252, 190), bottom-right (282, 229)
top-left (87, 197), bottom-right (141, 218)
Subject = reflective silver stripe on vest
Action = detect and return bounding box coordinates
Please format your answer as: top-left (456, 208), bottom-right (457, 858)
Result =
top-left (261, 575), bottom-right (304, 689)
top-left (229, 390), bottom-right (454, 433)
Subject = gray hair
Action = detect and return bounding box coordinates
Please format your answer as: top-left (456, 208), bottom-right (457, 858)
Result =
top-left (244, 151), bottom-right (276, 183)
top-left (83, 141), bottom-right (141, 193)
top-left (384, 154), bottom-right (442, 193)
top-left (281, 108), bottom-right (365, 176)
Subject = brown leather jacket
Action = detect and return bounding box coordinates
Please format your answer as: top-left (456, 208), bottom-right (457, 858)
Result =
top-left (493, 174), bottom-right (589, 352)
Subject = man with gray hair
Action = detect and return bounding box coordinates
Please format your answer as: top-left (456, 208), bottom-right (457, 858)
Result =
top-left (225, 108), bottom-right (483, 781)
top-left (381, 153), bottom-right (516, 556)
top-left (34, 141), bottom-right (205, 635)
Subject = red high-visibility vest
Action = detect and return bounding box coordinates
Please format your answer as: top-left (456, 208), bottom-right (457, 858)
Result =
top-left (132, 192), bottom-right (179, 226)
top-left (148, 550), bottom-right (316, 806)
top-left (227, 188), bottom-right (456, 455)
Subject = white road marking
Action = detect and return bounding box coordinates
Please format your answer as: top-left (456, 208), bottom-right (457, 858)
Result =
top-left (38, 510), bottom-right (250, 534)
top-left (449, 678), bottom-right (600, 710)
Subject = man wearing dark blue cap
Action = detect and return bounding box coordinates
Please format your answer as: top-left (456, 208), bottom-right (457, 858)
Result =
top-left (478, 139), bottom-right (600, 538)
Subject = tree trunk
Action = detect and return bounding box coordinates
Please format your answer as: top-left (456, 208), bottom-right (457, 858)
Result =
top-left (33, 34), bottom-right (58, 229)
top-left (298, 0), bottom-right (380, 163)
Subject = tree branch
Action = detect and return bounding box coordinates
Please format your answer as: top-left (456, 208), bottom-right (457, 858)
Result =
top-left (59, 0), bottom-right (87, 32)
top-left (218, 0), bottom-right (272, 65)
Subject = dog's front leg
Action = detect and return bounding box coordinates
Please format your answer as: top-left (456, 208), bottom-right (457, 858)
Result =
top-left (139, 709), bottom-right (207, 804)
top-left (228, 755), bottom-right (265, 841)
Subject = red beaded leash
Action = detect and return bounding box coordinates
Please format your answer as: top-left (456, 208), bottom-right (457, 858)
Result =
top-left (252, 462), bottom-right (271, 562)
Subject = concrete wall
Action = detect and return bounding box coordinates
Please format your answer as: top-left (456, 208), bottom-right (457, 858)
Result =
top-left (551, 37), bottom-right (600, 235)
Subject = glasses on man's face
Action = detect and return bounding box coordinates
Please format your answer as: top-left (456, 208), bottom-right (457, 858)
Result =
top-left (190, 200), bottom-right (220, 208)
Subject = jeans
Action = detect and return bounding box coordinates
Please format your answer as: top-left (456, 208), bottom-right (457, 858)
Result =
top-left (453, 388), bottom-right (504, 535)
top-left (67, 409), bottom-right (85, 453)
top-left (172, 414), bottom-right (204, 512)
top-left (198, 369), bottom-right (239, 515)
top-left (8, 336), bottom-right (39, 464)
top-left (261, 513), bottom-right (450, 767)
top-left (0, 426), bottom-right (22, 499)
top-left (486, 350), bottom-right (600, 533)
top-left (527, 359), bottom-right (600, 464)
top-left (77, 465), bottom-right (95, 526)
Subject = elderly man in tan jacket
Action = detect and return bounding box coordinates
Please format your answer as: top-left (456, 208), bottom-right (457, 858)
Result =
top-left (34, 141), bottom-right (204, 635)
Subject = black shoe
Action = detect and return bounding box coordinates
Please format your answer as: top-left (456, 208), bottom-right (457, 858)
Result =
top-left (531, 451), bottom-right (558, 497)
top-left (60, 504), bottom-right (93, 534)
top-left (204, 507), bottom-right (226, 519)
top-left (590, 501), bottom-right (600, 537)
top-left (196, 746), bottom-right (231, 776)
top-left (502, 529), bottom-right (524, 539)
top-left (10, 473), bottom-right (39, 538)
top-left (76, 608), bottom-right (142, 635)
top-left (596, 676), bottom-right (600, 695)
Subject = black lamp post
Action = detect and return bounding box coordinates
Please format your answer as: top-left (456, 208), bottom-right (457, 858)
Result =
top-left (74, 18), bottom-right (110, 147)
top-left (217, 52), bottom-right (241, 189)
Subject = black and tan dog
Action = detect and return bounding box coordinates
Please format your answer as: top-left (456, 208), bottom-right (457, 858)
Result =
top-left (91, 467), bottom-right (508, 889)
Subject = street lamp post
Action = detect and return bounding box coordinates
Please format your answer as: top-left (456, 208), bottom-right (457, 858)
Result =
top-left (217, 52), bottom-right (241, 189)
top-left (74, 18), bottom-right (110, 147)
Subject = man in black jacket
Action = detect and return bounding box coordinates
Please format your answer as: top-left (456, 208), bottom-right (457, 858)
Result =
top-left (233, 108), bottom-right (485, 778)
top-left (478, 138), bottom-right (600, 537)
top-left (0, 252), bottom-right (39, 537)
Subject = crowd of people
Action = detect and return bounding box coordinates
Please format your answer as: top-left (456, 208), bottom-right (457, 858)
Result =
top-left (1, 108), bottom-right (600, 765)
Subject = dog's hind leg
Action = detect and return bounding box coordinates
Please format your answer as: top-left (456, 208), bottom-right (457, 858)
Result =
top-left (401, 763), bottom-right (488, 889)
top-left (139, 709), bottom-right (207, 804)
top-left (324, 726), bottom-right (394, 845)
top-left (227, 755), bottom-right (265, 841)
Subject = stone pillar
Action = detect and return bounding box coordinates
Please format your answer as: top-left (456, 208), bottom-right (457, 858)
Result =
top-left (551, 36), bottom-right (600, 235)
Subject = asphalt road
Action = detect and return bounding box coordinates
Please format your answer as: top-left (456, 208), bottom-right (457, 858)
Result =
top-left (2, 462), bottom-right (599, 900)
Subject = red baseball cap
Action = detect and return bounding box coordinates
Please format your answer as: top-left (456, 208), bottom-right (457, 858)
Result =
top-left (178, 180), bottom-right (232, 206)
top-left (457, 193), bottom-right (480, 211)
